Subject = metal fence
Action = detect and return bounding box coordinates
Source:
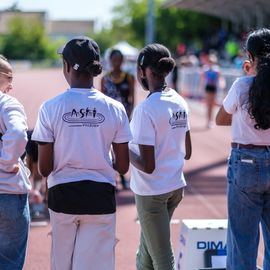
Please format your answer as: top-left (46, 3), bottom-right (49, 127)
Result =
top-left (173, 67), bottom-right (243, 104)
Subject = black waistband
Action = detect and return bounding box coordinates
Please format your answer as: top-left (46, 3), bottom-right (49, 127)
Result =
top-left (48, 180), bottom-right (116, 215)
top-left (231, 142), bottom-right (270, 149)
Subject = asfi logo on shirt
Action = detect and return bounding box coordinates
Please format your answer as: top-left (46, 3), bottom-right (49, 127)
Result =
top-left (62, 107), bottom-right (105, 127)
top-left (169, 110), bottom-right (187, 129)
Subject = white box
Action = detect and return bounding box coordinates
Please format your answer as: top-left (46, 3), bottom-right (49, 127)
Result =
top-left (175, 219), bottom-right (227, 270)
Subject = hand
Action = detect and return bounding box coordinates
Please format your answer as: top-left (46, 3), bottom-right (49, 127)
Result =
top-left (11, 164), bottom-right (19, 173)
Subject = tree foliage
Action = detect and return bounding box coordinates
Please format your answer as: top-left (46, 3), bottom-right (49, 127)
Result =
top-left (108, 0), bottom-right (222, 52)
top-left (0, 0), bottom-right (224, 60)
top-left (2, 16), bottom-right (58, 60)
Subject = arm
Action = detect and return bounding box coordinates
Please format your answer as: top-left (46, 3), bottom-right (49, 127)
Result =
top-left (112, 142), bottom-right (129, 175)
top-left (216, 105), bottom-right (232, 126)
top-left (0, 102), bottom-right (28, 173)
top-left (129, 144), bottom-right (155, 174)
top-left (185, 130), bottom-right (192, 160)
top-left (37, 142), bottom-right (54, 177)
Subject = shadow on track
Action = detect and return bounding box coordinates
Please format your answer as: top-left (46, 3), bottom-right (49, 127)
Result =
top-left (185, 159), bottom-right (228, 195)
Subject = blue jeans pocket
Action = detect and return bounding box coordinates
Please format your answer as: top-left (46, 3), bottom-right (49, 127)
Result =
top-left (0, 194), bottom-right (28, 221)
top-left (234, 158), bottom-right (259, 191)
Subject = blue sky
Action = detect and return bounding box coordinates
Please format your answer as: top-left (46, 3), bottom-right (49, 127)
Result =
top-left (0, 0), bottom-right (122, 29)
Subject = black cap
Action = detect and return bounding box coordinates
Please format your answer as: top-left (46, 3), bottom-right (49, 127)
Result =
top-left (58, 36), bottom-right (100, 72)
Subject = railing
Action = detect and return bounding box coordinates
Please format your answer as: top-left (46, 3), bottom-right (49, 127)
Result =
top-left (171, 66), bottom-right (243, 104)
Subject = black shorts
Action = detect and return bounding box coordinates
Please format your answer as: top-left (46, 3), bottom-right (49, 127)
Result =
top-left (205, 84), bottom-right (217, 93)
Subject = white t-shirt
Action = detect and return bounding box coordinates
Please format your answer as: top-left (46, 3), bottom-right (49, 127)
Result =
top-left (0, 93), bottom-right (31, 194)
top-left (223, 76), bottom-right (270, 145)
top-left (129, 88), bottom-right (189, 196)
top-left (32, 88), bottom-right (132, 188)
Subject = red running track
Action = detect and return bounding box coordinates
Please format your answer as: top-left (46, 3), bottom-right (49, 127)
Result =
top-left (8, 68), bottom-right (263, 269)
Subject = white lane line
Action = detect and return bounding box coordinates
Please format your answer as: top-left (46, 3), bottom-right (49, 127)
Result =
top-left (187, 185), bottom-right (225, 218)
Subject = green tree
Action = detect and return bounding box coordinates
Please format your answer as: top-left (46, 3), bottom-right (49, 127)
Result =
top-left (111, 0), bottom-right (147, 48)
top-left (5, 2), bottom-right (20, 12)
top-left (92, 1), bottom-right (141, 54)
top-left (110, 0), bottom-right (222, 52)
top-left (92, 28), bottom-right (116, 54)
top-left (2, 16), bottom-right (58, 60)
top-left (157, 6), bottom-right (222, 51)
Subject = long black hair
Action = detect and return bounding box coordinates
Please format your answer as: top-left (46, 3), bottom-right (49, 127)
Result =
top-left (247, 28), bottom-right (270, 130)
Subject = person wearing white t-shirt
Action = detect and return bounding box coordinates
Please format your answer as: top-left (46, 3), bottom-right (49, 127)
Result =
top-left (216, 28), bottom-right (270, 270)
top-left (0, 55), bottom-right (31, 270)
top-left (32, 37), bottom-right (132, 270)
top-left (129, 44), bottom-right (192, 270)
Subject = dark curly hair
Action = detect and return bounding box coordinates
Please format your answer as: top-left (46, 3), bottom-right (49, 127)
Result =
top-left (137, 43), bottom-right (175, 78)
top-left (247, 28), bottom-right (270, 130)
top-left (82, 61), bottom-right (102, 77)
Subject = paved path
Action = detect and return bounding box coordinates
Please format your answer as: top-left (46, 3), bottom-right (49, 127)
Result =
top-left (8, 68), bottom-right (263, 269)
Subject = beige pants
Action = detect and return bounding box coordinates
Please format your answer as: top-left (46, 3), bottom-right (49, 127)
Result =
top-left (49, 209), bottom-right (116, 270)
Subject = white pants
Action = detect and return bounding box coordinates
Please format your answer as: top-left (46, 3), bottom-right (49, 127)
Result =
top-left (49, 209), bottom-right (116, 270)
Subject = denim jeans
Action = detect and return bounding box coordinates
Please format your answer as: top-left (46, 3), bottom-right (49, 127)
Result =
top-left (0, 194), bottom-right (30, 270)
top-left (135, 188), bottom-right (184, 270)
top-left (227, 148), bottom-right (270, 270)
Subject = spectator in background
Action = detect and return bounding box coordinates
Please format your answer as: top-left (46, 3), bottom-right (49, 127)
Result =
top-left (0, 55), bottom-right (31, 270)
top-left (200, 53), bottom-right (222, 128)
top-left (225, 38), bottom-right (240, 61)
top-left (101, 49), bottom-right (135, 190)
top-left (26, 130), bottom-right (46, 197)
top-left (25, 130), bottom-right (48, 220)
top-left (170, 54), bottom-right (181, 93)
top-left (101, 49), bottom-right (135, 119)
